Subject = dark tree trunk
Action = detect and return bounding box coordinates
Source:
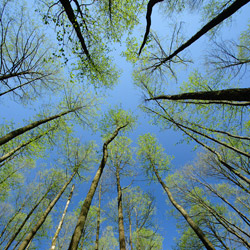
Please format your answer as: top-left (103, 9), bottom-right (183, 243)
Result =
top-left (58, 0), bottom-right (91, 60)
top-left (68, 124), bottom-right (127, 250)
top-left (0, 107), bottom-right (81, 146)
top-left (148, 88), bottom-right (250, 102)
top-left (94, 179), bottom-right (102, 250)
top-left (5, 189), bottom-right (50, 250)
top-left (0, 127), bottom-right (54, 164)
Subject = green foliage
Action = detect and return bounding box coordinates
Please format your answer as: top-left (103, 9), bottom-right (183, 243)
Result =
top-left (238, 22), bottom-right (250, 60)
top-left (99, 226), bottom-right (118, 250)
top-left (37, 0), bottom-right (146, 88)
top-left (100, 107), bottom-right (137, 139)
top-left (133, 227), bottom-right (163, 250)
top-left (137, 133), bottom-right (172, 181)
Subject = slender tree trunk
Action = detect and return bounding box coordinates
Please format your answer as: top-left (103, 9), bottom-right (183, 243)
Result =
top-left (135, 208), bottom-right (140, 250)
top-left (151, 163), bottom-right (216, 250)
top-left (50, 184), bottom-right (75, 250)
top-left (199, 197), bottom-right (250, 248)
top-left (138, 0), bottom-right (164, 55)
top-left (5, 188), bottom-right (51, 250)
top-left (0, 200), bottom-right (26, 240)
top-left (0, 127), bottom-right (55, 164)
top-left (0, 75), bottom-right (50, 96)
top-left (0, 106), bottom-right (81, 146)
top-left (128, 211), bottom-right (133, 250)
top-left (116, 168), bottom-right (126, 250)
top-left (196, 179), bottom-right (250, 227)
top-left (94, 179), bottom-right (102, 250)
top-left (146, 106), bottom-right (250, 188)
top-left (68, 124), bottom-right (127, 250)
top-left (156, 0), bottom-right (250, 67)
top-left (0, 71), bottom-right (29, 81)
top-left (0, 165), bottom-right (25, 185)
top-left (17, 171), bottom-right (76, 250)
top-left (148, 88), bottom-right (250, 102)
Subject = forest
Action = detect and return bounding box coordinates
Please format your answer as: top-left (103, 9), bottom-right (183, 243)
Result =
top-left (0, 0), bottom-right (250, 249)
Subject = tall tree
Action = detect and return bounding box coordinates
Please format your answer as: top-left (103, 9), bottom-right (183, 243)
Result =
top-left (107, 136), bottom-right (135, 250)
top-left (68, 108), bottom-right (135, 250)
top-left (50, 184), bottom-right (75, 250)
top-left (138, 133), bottom-right (216, 250)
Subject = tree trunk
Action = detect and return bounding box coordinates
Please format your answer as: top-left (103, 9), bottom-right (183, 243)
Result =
top-left (148, 88), bottom-right (250, 102)
top-left (135, 208), bottom-right (140, 250)
top-left (0, 127), bottom-right (55, 164)
top-left (59, 0), bottom-right (91, 60)
top-left (128, 211), bottom-right (133, 250)
top-left (50, 184), bottom-right (75, 250)
top-left (0, 106), bottom-right (81, 146)
top-left (0, 200), bottom-right (26, 241)
top-left (5, 188), bottom-right (50, 250)
top-left (0, 75), bottom-right (50, 97)
top-left (155, 0), bottom-right (250, 67)
top-left (138, 0), bottom-right (164, 55)
top-left (146, 106), bottom-right (250, 188)
top-left (68, 123), bottom-right (127, 250)
top-left (94, 179), bottom-right (102, 250)
top-left (116, 167), bottom-right (126, 250)
top-left (151, 163), bottom-right (216, 250)
top-left (17, 171), bottom-right (76, 250)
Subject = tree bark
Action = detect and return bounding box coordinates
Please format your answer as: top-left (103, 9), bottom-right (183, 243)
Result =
top-left (68, 123), bottom-right (127, 250)
top-left (138, 0), bottom-right (164, 55)
top-left (50, 184), bottom-right (75, 250)
top-left (154, 0), bottom-right (250, 68)
top-left (148, 88), bottom-right (250, 102)
top-left (151, 163), bottom-right (216, 250)
top-left (17, 171), bottom-right (76, 250)
top-left (0, 106), bottom-right (81, 146)
top-left (128, 211), bottom-right (133, 250)
top-left (135, 208), bottom-right (141, 250)
top-left (59, 0), bottom-right (91, 60)
top-left (116, 167), bottom-right (126, 250)
top-left (94, 179), bottom-right (102, 250)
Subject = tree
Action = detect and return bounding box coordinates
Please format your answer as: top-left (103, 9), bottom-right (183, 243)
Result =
top-left (99, 226), bottom-right (119, 250)
top-left (17, 169), bottom-right (76, 250)
top-left (94, 177), bottom-right (103, 250)
top-left (0, 106), bottom-right (82, 146)
top-left (132, 228), bottom-right (163, 250)
top-left (138, 0), bottom-right (250, 71)
top-left (68, 108), bottom-right (135, 250)
top-left (37, 0), bottom-right (146, 88)
top-left (121, 186), bottom-right (156, 250)
top-left (166, 151), bottom-right (250, 249)
top-left (50, 184), bottom-right (75, 250)
top-left (0, 0), bottom-right (60, 101)
top-left (107, 136), bottom-right (135, 250)
top-left (138, 133), bottom-right (216, 250)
